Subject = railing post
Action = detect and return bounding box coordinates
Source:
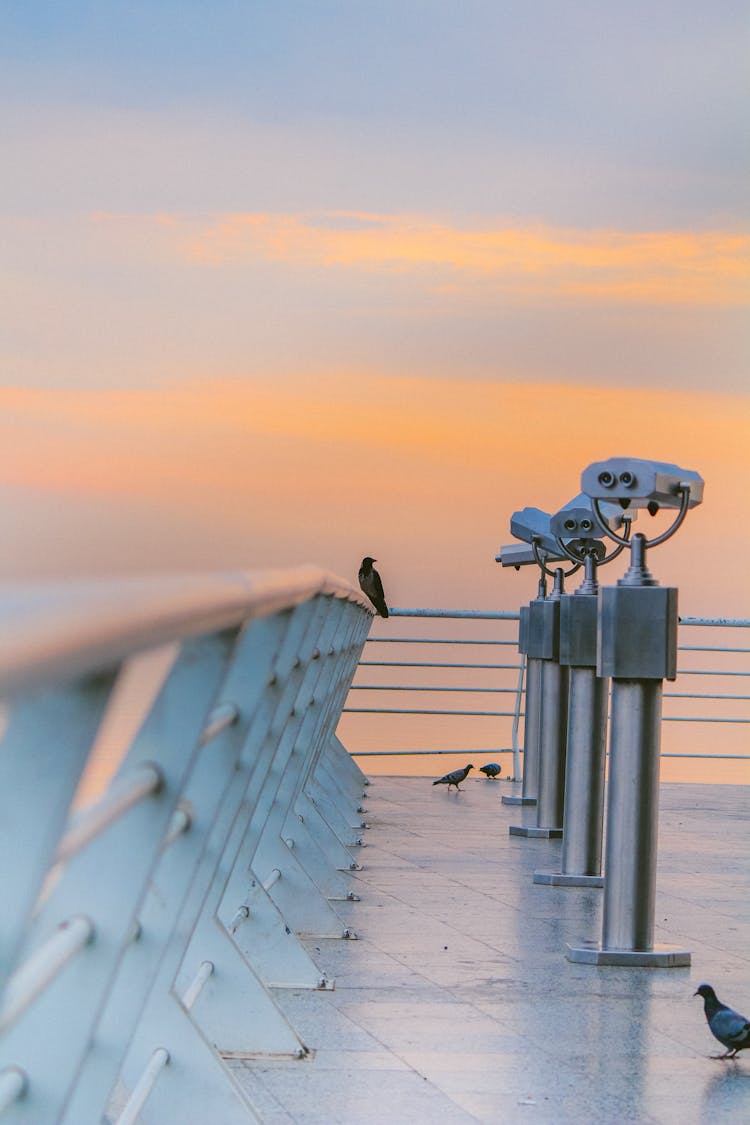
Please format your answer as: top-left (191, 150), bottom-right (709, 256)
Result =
top-left (242, 600), bottom-right (362, 941)
top-left (60, 613), bottom-right (298, 1123)
top-left (503, 604), bottom-right (532, 803)
top-left (0, 676), bottom-right (116, 991)
top-left (0, 634), bottom-right (236, 1124)
top-left (510, 651), bottom-right (526, 782)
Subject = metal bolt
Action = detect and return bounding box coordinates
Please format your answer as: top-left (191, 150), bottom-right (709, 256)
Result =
top-left (229, 905), bottom-right (250, 933)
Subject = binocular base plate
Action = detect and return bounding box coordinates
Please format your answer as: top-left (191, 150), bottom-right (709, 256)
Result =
top-left (501, 795), bottom-right (537, 806)
top-left (533, 870), bottom-right (604, 887)
top-left (509, 825), bottom-right (563, 838)
top-left (566, 941), bottom-right (691, 967)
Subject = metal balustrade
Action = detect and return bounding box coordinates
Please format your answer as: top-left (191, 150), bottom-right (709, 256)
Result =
top-left (0, 568), bottom-right (373, 1124)
top-left (342, 608), bottom-right (750, 776)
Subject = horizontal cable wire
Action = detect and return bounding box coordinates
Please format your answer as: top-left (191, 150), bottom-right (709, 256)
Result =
top-left (350, 748), bottom-right (750, 759)
top-left (675, 669), bottom-right (750, 677)
top-left (350, 685), bottom-right (523, 694)
top-left (678, 645), bottom-right (750, 654)
top-left (365, 637), bottom-right (516, 645)
top-left (388, 608), bottom-right (520, 620)
top-left (359, 660), bottom-right (521, 669)
top-left (344, 707), bottom-right (519, 717)
top-left (346, 608), bottom-right (750, 759)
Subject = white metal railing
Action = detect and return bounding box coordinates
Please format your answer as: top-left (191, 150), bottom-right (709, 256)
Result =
top-left (342, 608), bottom-right (750, 777)
top-left (0, 567), bottom-right (373, 1124)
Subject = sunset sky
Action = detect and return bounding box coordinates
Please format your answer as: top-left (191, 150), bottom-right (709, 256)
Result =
top-left (1, 2), bottom-right (748, 617)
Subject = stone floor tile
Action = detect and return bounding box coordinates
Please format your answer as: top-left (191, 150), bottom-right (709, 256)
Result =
top-left (235, 778), bottom-right (749, 1123)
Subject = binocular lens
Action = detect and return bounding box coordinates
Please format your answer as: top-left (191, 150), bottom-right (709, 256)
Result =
top-left (598, 471), bottom-right (615, 487)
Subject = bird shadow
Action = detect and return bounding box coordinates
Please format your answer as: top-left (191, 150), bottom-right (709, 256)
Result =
top-left (702, 1063), bottom-right (750, 1119)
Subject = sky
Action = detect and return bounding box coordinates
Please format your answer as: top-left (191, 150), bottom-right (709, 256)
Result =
top-left (1, 2), bottom-right (749, 622)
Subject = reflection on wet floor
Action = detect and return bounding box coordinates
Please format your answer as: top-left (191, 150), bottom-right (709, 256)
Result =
top-left (230, 777), bottom-right (750, 1124)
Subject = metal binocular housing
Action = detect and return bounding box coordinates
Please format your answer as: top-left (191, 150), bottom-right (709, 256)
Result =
top-left (564, 537), bottom-right (606, 561)
top-left (497, 541), bottom-right (570, 568)
top-left (511, 496), bottom-right (618, 567)
top-left (581, 458), bottom-right (704, 510)
top-left (510, 506), bottom-right (565, 559)
top-left (497, 543), bottom-right (543, 568)
top-left (549, 493), bottom-right (627, 539)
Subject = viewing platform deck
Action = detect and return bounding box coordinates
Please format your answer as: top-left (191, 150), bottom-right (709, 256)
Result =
top-left (228, 775), bottom-right (749, 1125)
top-left (1, 575), bottom-right (747, 1123)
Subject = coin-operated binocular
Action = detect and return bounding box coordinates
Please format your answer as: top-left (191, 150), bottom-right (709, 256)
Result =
top-left (510, 506), bottom-right (576, 564)
top-left (501, 499), bottom-right (622, 834)
top-left (532, 495), bottom-right (633, 885)
top-left (582, 457), bottom-right (704, 514)
top-left (496, 511), bottom-right (571, 800)
top-left (567, 457), bottom-right (704, 968)
top-left (496, 541), bottom-right (558, 571)
top-left (498, 507), bottom-right (575, 810)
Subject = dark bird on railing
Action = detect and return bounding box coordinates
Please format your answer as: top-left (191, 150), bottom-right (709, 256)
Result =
top-left (358, 557), bottom-right (389, 618)
top-left (694, 984), bottom-right (750, 1059)
top-left (432, 764), bottom-right (474, 791)
top-left (479, 762), bottom-right (502, 779)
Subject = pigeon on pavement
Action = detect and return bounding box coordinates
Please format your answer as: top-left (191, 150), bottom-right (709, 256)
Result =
top-left (358, 557), bottom-right (389, 618)
top-left (432, 764), bottom-right (474, 791)
top-left (694, 984), bottom-right (750, 1059)
top-left (479, 763), bottom-right (502, 779)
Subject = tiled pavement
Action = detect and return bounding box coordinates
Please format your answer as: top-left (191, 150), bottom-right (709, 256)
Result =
top-left (230, 777), bottom-right (750, 1124)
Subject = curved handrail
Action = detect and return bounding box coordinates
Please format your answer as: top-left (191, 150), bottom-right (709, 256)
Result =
top-left (0, 566), bottom-right (370, 697)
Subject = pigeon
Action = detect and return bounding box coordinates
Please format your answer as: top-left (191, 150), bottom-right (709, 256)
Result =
top-left (358, 557), bottom-right (389, 618)
top-left (479, 762), bottom-right (502, 779)
top-left (694, 984), bottom-right (750, 1059)
top-left (432, 764), bottom-right (474, 791)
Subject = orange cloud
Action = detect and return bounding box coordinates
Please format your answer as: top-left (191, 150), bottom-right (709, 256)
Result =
top-left (93, 211), bottom-right (750, 305)
top-left (2, 376), bottom-right (748, 506)
top-left (2, 376), bottom-right (749, 625)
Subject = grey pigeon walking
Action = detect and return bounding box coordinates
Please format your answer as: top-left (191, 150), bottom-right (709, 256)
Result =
top-left (694, 984), bottom-right (750, 1059)
top-left (432, 764), bottom-right (474, 791)
top-left (479, 763), bottom-right (502, 779)
top-left (359, 557), bottom-right (389, 618)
